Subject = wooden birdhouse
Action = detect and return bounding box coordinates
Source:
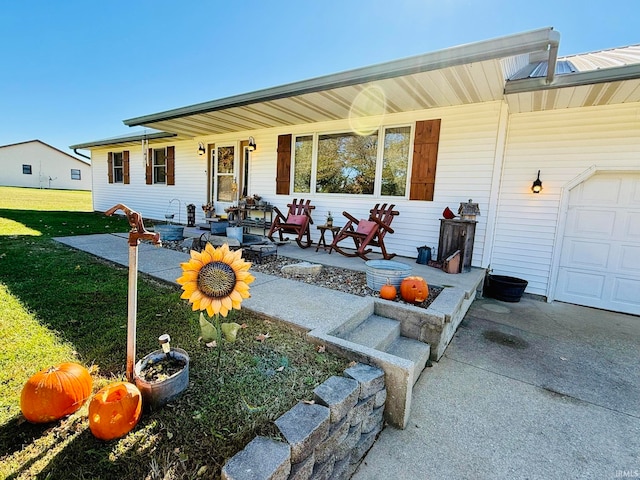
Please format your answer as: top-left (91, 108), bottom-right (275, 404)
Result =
top-left (458, 199), bottom-right (480, 221)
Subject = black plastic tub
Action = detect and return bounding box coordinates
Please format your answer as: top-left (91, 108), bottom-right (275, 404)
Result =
top-left (485, 275), bottom-right (528, 302)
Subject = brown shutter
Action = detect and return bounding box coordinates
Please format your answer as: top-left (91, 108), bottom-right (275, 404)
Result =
top-left (107, 152), bottom-right (114, 184)
top-left (166, 146), bottom-right (175, 185)
top-left (146, 148), bottom-right (153, 185)
top-left (409, 119), bottom-right (441, 201)
top-left (276, 134), bottom-right (292, 195)
top-left (123, 150), bottom-right (130, 184)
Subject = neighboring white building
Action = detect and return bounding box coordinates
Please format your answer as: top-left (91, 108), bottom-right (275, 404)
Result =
top-left (71, 28), bottom-right (640, 315)
top-left (0, 140), bottom-right (91, 190)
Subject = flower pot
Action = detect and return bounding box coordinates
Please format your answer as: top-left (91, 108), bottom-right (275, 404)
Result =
top-left (485, 275), bottom-right (528, 303)
top-left (134, 348), bottom-right (189, 410)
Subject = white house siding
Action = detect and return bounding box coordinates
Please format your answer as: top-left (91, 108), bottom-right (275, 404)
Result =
top-left (0, 140), bottom-right (91, 190)
top-left (493, 102), bottom-right (640, 297)
top-left (216, 101), bottom-right (503, 262)
top-left (91, 102), bottom-right (505, 262)
top-left (91, 142), bottom-right (209, 224)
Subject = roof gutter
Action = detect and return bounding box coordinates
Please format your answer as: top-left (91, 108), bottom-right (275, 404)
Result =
top-left (73, 148), bottom-right (91, 160)
top-left (545, 30), bottom-right (561, 84)
top-left (124, 27), bottom-right (560, 128)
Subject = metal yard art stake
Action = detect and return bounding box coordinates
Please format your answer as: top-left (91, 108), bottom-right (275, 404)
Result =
top-left (105, 204), bottom-right (161, 382)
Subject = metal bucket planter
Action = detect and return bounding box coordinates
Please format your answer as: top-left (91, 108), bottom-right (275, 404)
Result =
top-left (155, 224), bottom-right (185, 241)
top-left (134, 348), bottom-right (189, 410)
top-left (485, 275), bottom-right (528, 303)
top-left (226, 226), bottom-right (244, 244)
top-left (365, 260), bottom-right (412, 291)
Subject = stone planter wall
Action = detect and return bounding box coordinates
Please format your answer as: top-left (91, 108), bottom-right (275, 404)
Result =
top-left (222, 363), bottom-right (386, 480)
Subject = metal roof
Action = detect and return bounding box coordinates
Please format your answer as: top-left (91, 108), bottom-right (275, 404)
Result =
top-left (505, 44), bottom-right (640, 112)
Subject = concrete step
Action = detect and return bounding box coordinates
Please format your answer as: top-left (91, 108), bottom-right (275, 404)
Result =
top-left (385, 337), bottom-right (431, 385)
top-left (340, 315), bottom-right (400, 351)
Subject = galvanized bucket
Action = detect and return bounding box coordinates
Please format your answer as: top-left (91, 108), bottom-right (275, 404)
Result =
top-left (365, 260), bottom-right (412, 291)
top-left (134, 348), bottom-right (189, 410)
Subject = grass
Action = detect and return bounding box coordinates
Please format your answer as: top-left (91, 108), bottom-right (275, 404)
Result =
top-left (0, 187), bottom-right (349, 479)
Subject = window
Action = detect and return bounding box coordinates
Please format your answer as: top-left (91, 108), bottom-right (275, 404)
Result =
top-left (293, 135), bottom-right (312, 193)
top-left (283, 119), bottom-right (439, 200)
top-left (381, 127), bottom-right (411, 196)
top-left (23, 164), bottom-right (32, 175)
top-left (317, 132), bottom-right (378, 194)
top-left (108, 151), bottom-right (130, 184)
top-left (292, 127), bottom-right (407, 196)
top-left (145, 146), bottom-right (174, 185)
top-left (113, 152), bottom-right (124, 183)
top-left (153, 148), bottom-right (166, 184)
top-left (71, 169), bottom-right (81, 180)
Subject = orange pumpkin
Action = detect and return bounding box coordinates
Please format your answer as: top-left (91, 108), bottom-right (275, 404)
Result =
top-left (20, 362), bottom-right (93, 423)
top-left (400, 276), bottom-right (429, 304)
top-left (379, 279), bottom-right (397, 300)
top-left (89, 381), bottom-right (142, 440)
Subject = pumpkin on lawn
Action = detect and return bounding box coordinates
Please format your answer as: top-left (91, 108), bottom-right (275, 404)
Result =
top-left (89, 381), bottom-right (142, 440)
top-left (20, 362), bottom-right (93, 423)
top-left (400, 276), bottom-right (429, 304)
top-left (379, 279), bottom-right (397, 300)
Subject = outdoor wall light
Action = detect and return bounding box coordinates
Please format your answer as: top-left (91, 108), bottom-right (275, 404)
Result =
top-left (531, 170), bottom-right (543, 193)
top-left (197, 142), bottom-right (206, 156)
top-left (248, 136), bottom-right (257, 152)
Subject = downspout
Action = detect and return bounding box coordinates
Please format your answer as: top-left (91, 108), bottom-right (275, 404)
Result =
top-left (74, 148), bottom-right (91, 160)
top-left (545, 30), bottom-right (561, 84)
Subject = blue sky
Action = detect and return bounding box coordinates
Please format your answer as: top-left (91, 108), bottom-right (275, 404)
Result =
top-left (1, 0), bottom-right (638, 156)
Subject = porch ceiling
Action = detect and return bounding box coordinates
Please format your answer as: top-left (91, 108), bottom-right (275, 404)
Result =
top-left (130, 60), bottom-right (508, 137)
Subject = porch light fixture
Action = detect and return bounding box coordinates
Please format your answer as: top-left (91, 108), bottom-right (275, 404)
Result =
top-left (531, 170), bottom-right (543, 193)
top-left (197, 142), bottom-right (206, 156)
top-left (248, 136), bottom-right (257, 152)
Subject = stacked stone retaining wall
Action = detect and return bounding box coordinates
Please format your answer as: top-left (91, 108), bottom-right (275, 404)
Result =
top-left (222, 363), bottom-right (386, 480)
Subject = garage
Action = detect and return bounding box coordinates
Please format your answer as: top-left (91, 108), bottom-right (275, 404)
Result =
top-left (556, 172), bottom-right (640, 315)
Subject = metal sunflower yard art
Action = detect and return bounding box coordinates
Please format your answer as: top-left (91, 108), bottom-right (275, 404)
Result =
top-left (177, 243), bottom-right (255, 371)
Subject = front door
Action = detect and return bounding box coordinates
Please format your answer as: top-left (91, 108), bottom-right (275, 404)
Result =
top-left (211, 145), bottom-right (237, 214)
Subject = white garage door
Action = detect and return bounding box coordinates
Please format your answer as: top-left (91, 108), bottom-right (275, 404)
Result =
top-left (556, 172), bottom-right (640, 315)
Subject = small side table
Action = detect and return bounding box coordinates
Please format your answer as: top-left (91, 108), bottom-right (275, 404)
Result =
top-left (316, 225), bottom-right (340, 252)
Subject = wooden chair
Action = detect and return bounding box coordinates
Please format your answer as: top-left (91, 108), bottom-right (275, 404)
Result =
top-left (330, 203), bottom-right (399, 260)
top-left (267, 199), bottom-right (315, 248)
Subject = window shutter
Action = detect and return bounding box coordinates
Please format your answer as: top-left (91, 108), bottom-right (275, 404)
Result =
top-left (409, 119), bottom-right (441, 201)
top-left (276, 134), bottom-right (292, 195)
top-left (146, 148), bottom-right (153, 185)
top-left (167, 146), bottom-right (175, 185)
top-left (107, 152), bottom-right (114, 184)
top-left (123, 150), bottom-right (130, 184)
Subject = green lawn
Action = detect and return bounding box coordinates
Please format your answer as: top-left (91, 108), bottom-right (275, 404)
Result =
top-left (0, 187), bottom-right (348, 479)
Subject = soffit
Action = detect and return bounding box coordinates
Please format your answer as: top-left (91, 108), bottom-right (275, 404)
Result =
top-left (137, 59), bottom-right (507, 137)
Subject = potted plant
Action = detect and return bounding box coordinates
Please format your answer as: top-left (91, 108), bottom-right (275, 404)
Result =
top-left (134, 334), bottom-right (190, 410)
top-left (202, 202), bottom-right (215, 218)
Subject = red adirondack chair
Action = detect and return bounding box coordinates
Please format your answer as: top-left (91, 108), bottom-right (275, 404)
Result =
top-left (267, 199), bottom-right (315, 248)
top-left (330, 203), bottom-right (399, 260)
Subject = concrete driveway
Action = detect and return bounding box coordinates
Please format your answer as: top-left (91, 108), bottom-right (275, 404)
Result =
top-left (352, 297), bottom-right (640, 480)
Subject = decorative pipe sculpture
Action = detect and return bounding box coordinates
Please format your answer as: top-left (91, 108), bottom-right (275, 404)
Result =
top-left (105, 204), bottom-right (161, 381)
